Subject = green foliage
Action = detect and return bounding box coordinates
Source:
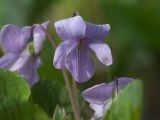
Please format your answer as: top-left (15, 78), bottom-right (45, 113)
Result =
top-left (0, 98), bottom-right (50, 120)
top-left (0, 0), bottom-right (159, 119)
top-left (30, 80), bottom-right (60, 117)
top-left (101, 0), bottom-right (160, 77)
top-left (53, 106), bottom-right (71, 120)
top-left (38, 41), bottom-right (64, 83)
top-left (103, 80), bottom-right (143, 120)
top-left (0, 69), bottom-right (30, 101)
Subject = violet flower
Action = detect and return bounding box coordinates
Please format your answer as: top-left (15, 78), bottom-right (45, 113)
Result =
top-left (0, 22), bottom-right (48, 86)
top-left (82, 77), bottom-right (134, 120)
top-left (53, 16), bottom-right (112, 83)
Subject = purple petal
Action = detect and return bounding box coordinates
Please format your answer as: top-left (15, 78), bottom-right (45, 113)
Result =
top-left (41, 21), bottom-right (49, 29)
top-left (33, 21), bottom-right (49, 54)
top-left (118, 77), bottom-right (134, 90)
top-left (0, 53), bottom-right (19, 69)
top-left (89, 41), bottom-right (112, 66)
top-left (53, 40), bottom-right (78, 69)
top-left (19, 57), bottom-right (42, 86)
top-left (21, 26), bottom-right (32, 40)
top-left (0, 24), bottom-right (28, 54)
top-left (54, 16), bottom-right (86, 40)
top-left (90, 100), bottom-right (112, 120)
top-left (82, 83), bottom-right (113, 104)
top-left (65, 46), bottom-right (95, 83)
top-left (90, 103), bottom-right (105, 119)
top-left (108, 77), bottom-right (134, 91)
top-left (83, 77), bottom-right (134, 104)
top-left (9, 48), bottom-right (30, 71)
top-left (85, 22), bottom-right (110, 40)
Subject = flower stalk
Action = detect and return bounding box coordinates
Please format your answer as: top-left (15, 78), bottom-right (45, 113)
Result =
top-left (35, 23), bottom-right (80, 120)
top-left (72, 79), bottom-right (80, 117)
top-left (62, 69), bottom-right (80, 120)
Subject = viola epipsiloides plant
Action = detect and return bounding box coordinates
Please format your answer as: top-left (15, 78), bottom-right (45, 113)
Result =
top-left (0, 13), bottom-right (135, 120)
top-left (0, 22), bottom-right (48, 86)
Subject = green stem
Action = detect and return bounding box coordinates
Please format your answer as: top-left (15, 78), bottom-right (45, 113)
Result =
top-left (107, 66), bottom-right (112, 82)
top-left (62, 69), bottom-right (80, 120)
top-left (72, 79), bottom-right (80, 117)
top-left (34, 24), bottom-right (80, 120)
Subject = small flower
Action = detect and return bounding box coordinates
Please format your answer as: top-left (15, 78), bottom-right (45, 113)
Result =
top-left (82, 77), bottom-right (134, 120)
top-left (0, 22), bottom-right (48, 86)
top-left (53, 16), bottom-right (112, 83)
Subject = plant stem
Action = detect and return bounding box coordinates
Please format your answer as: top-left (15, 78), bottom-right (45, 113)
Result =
top-left (62, 69), bottom-right (80, 120)
top-left (72, 79), bottom-right (80, 117)
top-left (35, 23), bottom-right (80, 120)
top-left (107, 66), bottom-right (112, 82)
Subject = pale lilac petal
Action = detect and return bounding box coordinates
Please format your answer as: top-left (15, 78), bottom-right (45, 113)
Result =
top-left (108, 77), bottom-right (134, 91)
top-left (19, 57), bottom-right (42, 86)
top-left (41, 21), bottom-right (49, 29)
top-left (90, 103), bottom-right (105, 120)
top-left (33, 32), bottom-right (45, 54)
top-left (33, 21), bottom-right (49, 54)
top-left (53, 40), bottom-right (78, 69)
top-left (9, 48), bottom-right (30, 71)
top-left (0, 24), bottom-right (28, 54)
top-left (85, 22), bottom-right (110, 40)
top-left (54, 16), bottom-right (86, 40)
top-left (90, 99), bottom-right (112, 120)
top-left (65, 46), bottom-right (95, 83)
top-left (83, 77), bottom-right (134, 104)
top-left (89, 41), bottom-right (112, 66)
top-left (82, 83), bottom-right (113, 104)
top-left (21, 26), bottom-right (32, 40)
top-left (0, 53), bottom-right (19, 69)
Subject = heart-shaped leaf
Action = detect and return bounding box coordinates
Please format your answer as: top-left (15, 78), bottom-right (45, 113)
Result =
top-left (30, 80), bottom-right (60, 116)
top-left (0, 69), bottom-right (30, 101)
top-left (0, 97), bottom-right (50, 120)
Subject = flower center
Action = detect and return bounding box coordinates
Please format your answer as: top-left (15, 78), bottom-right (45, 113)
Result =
top-left (27, 42), bottom-right (35, 56)
top-left (78, 38), bottom-right (86, 48)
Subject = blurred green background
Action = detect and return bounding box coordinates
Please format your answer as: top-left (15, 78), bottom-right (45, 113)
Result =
top-left (0, 0), bottom-right (160, 119)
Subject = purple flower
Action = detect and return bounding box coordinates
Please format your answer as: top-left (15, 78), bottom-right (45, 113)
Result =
top-left (53, 16), bottom-right (112, 83)
top-left (0, 22), bottom-right (48, 86)
top-left (82, 77), bottom-right (134, 120)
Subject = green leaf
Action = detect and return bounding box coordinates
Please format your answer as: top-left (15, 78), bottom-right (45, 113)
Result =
top-left (0, 69), bottom-right (30, 101)
top-left (53, 106), bottom-right (71, 120)
top-left (30, 80), bottom-right (60, 117)
top-left (0, 97), bottom-right (50, 120)
top-left (103, 80), bottom-right (143, 120)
